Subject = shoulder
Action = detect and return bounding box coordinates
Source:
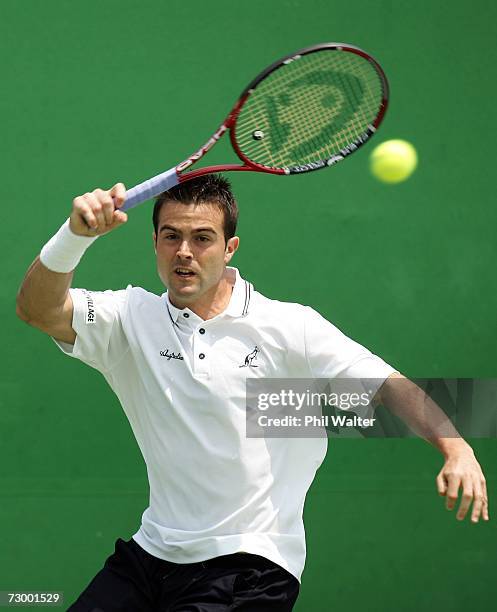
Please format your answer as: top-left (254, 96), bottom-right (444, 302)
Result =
top-left (249, 287), bottom-right (320, 331)
top-left (251, 286), bottom-right (317, 319)
top-left (125, 285), bottom-right (162, 303)
top-left (124, 286), bottom-right (166, 322)
top-left (249, 288), bottom-right (341, 344)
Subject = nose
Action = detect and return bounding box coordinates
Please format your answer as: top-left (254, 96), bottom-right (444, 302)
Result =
top-left (176, 240), bottom-right (193, 260)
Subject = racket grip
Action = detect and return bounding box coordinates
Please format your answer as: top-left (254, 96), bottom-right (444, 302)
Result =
top-left (121, 167), bottom-right (179, 212)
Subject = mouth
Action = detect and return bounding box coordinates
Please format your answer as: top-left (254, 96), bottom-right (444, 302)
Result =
top-left (174, 267), bottom-right (197, 279)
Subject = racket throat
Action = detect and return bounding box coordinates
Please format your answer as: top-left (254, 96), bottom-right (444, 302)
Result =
top-left (177, 124), bottom-right (228, 172)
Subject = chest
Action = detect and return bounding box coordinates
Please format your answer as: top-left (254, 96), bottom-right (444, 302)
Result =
top-left (127, 312), bottom-right (294, 389)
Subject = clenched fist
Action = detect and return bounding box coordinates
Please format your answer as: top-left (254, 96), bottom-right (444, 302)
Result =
top-left (70, 183), bottom-right (128, 236)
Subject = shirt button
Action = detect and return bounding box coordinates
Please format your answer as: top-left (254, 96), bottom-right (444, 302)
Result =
top-left (199, 328), bottom-right (206, 334)
top-left (183, 313), bottom-right (190, 318)
top-left (199, 353), bottom-right (205, 359)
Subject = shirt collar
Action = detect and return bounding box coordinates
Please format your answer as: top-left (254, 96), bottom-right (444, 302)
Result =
top-left (225, 267), bottom-right (253, 318)
top-left (163, 266), bottom-right (253, 323)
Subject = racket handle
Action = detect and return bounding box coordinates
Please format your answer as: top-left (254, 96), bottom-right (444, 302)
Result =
top-left (121, 167), bottom-right (179, 212)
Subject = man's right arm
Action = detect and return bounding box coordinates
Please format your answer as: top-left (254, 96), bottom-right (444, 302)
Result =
top-left (16, 258), bottom-right (76, 343)
top-left (16, 183), bottom-right (128, 344)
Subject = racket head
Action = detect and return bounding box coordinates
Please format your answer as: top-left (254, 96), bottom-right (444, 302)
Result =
top-left (228, 43), bottom-right (389, 175)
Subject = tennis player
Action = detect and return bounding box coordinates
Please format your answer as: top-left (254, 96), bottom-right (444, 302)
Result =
top-left (16, 175), bottom-right (489, 611)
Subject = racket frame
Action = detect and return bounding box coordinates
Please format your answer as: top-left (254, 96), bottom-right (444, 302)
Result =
top-left (175, 42), bottom-right (389, 182)
top-left (121, 42), bottom-right (389, 211)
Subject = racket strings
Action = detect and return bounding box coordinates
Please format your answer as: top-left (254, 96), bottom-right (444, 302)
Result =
top-left (235, 49), bottom-right (385, 169)
top-left (275, 53), bottom-right (377, 160)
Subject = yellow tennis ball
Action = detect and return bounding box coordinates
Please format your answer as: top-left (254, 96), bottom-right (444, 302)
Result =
top-left (370, 139), bottom-right (418, 184)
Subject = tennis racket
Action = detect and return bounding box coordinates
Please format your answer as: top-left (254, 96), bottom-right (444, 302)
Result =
top-left (121, 42), bottom-right (389, 212)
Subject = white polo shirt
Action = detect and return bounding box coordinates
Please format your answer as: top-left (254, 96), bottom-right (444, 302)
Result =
top-left (54, 266), bottom-right (396, 581)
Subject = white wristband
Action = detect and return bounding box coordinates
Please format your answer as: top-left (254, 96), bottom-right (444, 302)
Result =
top-left (40, 219), bottom-right (99, 273)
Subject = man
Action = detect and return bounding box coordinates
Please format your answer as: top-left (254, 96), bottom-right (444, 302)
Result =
top-left (16, 175), bottom-right (489, 611)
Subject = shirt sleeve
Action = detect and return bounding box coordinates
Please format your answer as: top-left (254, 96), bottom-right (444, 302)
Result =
top-left (302, 306), bottom-right (398, 410)
top-left (52, 287), bottom-right (130, 372)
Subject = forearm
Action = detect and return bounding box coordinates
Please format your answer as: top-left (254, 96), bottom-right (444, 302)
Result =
top-left (16, 217), bottom-right (95, 325)
top-left (377, 373), bottom-right (473, 457)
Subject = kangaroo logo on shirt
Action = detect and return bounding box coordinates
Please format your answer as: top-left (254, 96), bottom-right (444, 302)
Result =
top-left (239, 346), bottom-right (259, 368)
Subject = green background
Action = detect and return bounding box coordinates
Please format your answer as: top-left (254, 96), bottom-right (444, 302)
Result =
top-left (2, 0), bottom-right (496, 609)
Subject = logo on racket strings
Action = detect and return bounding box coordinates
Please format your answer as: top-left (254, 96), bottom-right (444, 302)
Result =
top-left (264, 70), bottom-right (365, 162)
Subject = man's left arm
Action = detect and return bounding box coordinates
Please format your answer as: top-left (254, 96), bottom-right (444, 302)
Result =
top-left (375, 373), bottom-right (489, 523)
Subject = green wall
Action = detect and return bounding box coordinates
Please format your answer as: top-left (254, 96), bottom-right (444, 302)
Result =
top-left (1, 0), bottom-right (496, 609)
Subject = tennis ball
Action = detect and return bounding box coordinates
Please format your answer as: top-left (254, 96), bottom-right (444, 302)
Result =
top-left (370, 139), bottom-right (418, 184)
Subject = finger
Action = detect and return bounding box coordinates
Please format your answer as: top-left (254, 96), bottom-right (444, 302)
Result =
top-left (436, 472), bottom-right (447, 496)
top-left (96, 209), bottom-right (128, 236)
top-left (456, 475), bottom-right (473, 521)
top-left (93, 188), bottom-right (115, 226)
top-left (73, 195), bottom-right (98, 230)
top-left (470, 478), bottom-right (484, 523)
top-left (482, 478), bottom-right (489, 521)
top-left (83, 193), bottom-right (106, 229)
top-left (109, 182), bottom-right (126, 209)
top-left (445, 473), bottom-right (462, 511)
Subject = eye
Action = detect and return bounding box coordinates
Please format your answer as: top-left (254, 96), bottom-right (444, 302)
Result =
top-left (196, 236), bottom-right (210, 242)
top-left (164, 234), bottom-right (177, 240)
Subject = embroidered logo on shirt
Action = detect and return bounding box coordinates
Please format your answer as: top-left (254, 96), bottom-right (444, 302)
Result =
top-left (82, 289), bottom-right (95, 325)
top-left (160, 348), bottom-right (184, 361)
top-left (239, 346), bottom-right (259, 368)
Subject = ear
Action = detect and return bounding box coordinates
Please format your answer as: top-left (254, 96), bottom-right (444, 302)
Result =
top-left (152, 231), bottom-right (157, 255)
top-left (224, 236), bottom-right (239, 264)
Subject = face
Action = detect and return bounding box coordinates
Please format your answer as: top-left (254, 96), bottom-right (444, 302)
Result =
top-left (153, 200), bottom-right (239, 310)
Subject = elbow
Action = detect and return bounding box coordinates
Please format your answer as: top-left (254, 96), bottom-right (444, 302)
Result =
top-left (16, 288), bottom-right (28, 321)
top-left (16, 297), bottom-right (32, 324)
top-left (16, 292), bottom-right (64, 334)
top-left (16, 289), bottom-right (38, 326)
top-left (16, 301), bottom-right (49, 331)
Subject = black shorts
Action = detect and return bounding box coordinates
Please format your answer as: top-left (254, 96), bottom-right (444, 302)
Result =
top-left (67, 537), bottom-right (300, 611)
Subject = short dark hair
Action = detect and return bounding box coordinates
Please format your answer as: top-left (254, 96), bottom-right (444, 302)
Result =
top-left (153, 174), bottom-right (238, 243)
